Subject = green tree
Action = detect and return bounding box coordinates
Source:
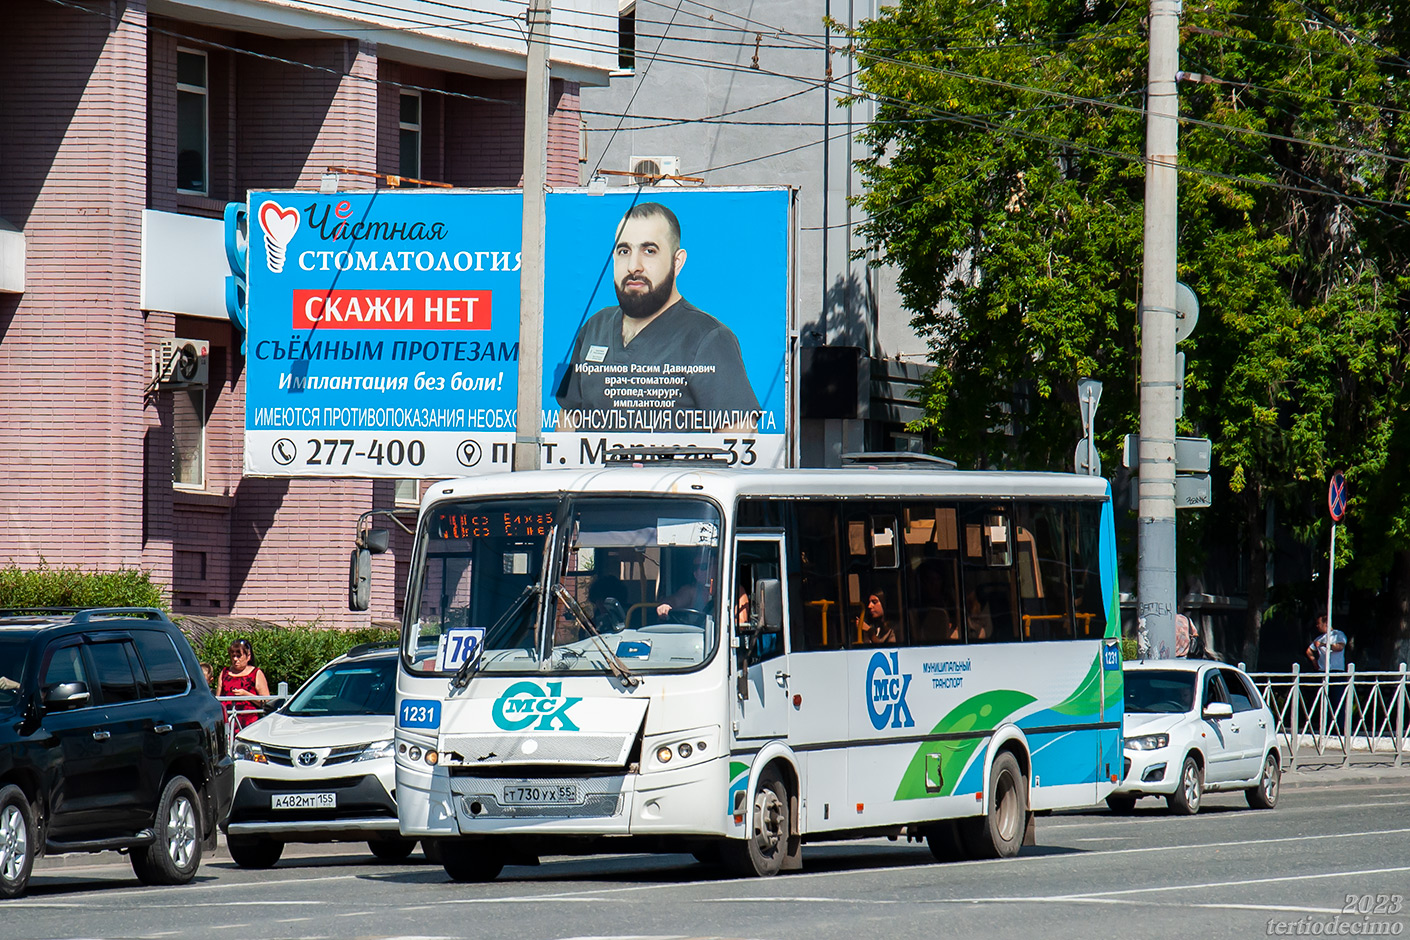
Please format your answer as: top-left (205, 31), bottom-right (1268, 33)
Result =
top-left (846, 0), bottom-right (1410, 665)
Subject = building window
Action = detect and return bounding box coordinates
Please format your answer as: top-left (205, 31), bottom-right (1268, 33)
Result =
top-left (176, 49), bottom-right (208, 194)
top-left (399, 91), bottom-right (421, 180)
top-left (173, 387), bottom-right (205, 488)
top-left (617, 3), bottom-right (636, 73)
top-left (394, 478), bottom-right (421, 508)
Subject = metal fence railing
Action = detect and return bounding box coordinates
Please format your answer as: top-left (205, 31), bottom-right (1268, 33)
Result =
top-left (1243, 664), bottom-right (1408, 769)
top-left (217, 684), bottom-right (288, 742)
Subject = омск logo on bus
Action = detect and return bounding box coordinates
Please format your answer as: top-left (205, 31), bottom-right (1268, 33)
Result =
top-left (867, 651), bottom-right (915, 730)
top-left (491, 680), bottom-right (583, 731)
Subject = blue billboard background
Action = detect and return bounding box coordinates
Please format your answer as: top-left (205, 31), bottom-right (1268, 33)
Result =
top-left (242, 187), bottom-right (790, 477)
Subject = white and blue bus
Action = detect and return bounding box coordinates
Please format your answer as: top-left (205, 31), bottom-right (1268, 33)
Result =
top-left (365, 463), bottom-right (1123, 880)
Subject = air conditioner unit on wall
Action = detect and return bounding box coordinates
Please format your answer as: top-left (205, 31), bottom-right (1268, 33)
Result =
top-left (154, 337), bottom-right (210, 388)
top-left (629, 155), bottom-right (681, 182)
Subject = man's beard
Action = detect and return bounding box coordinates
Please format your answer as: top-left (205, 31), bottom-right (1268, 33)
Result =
top-left (616, 267), bottom-right (676, 319)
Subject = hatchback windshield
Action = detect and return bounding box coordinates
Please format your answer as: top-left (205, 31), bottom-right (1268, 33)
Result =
top-left (405, 496), bottom-right (722, 675)
top-left (285, 657), bottom-right (396, 716)
top-left (1125, 670), bottom-right (1197, 714)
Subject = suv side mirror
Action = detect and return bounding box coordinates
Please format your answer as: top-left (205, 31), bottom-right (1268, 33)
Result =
top-left (42, 681), bottom-right (90, 711)
top-left (349, 548), bottom-right (372, 611)
top-left (756, 579), bottom-right (783, 633)
top-left (1203, 701), bottom-right (1233, 719)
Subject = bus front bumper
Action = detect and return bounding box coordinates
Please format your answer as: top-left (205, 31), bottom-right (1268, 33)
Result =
top-left (396, 757), bottom-right (729, 838)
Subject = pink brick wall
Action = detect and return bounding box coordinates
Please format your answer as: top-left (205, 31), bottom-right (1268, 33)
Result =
top-left (0, 0), bottom-right (151, 569)
top-left (446, 77), bottom-right (581, 187)
top-left (2, 4), bottom-right (577, 626)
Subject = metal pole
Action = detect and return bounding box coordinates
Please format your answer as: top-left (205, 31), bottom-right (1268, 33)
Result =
top-left (514, 0), bottom-right (551, 471)
top-left (1322, 523), bottom-right (1336, 747)
top-left (1137, 0), bottom-right (1181, 658)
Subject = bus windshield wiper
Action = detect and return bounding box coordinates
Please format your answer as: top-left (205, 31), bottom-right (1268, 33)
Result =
top-left (551, 583), bottom-right (641, 688)
top-left (451, 583), bottom-right (539, 690)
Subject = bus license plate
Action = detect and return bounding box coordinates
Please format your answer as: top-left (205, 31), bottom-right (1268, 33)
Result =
top-left (272, 792), bottom-right (336, 810)
top-left (501, 785), bottom-right (580, 806)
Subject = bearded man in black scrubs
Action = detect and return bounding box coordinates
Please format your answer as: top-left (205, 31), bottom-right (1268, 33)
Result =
top-left (555, 202), bottom-right (760, 430)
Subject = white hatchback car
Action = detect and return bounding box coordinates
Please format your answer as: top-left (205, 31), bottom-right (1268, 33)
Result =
top-left (1110, 659), bottom-right (1281, 815)
top-left (222, 645), bottom-right (419, 867)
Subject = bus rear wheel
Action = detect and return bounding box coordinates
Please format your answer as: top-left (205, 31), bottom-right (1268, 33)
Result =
top-left (722, 768), bottom-right (790, 877)
top-left (960, 752), bottom-right (1027, 860)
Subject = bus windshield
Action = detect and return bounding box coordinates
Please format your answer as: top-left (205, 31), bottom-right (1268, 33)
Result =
top-left (404, 496), bottom-right (722, 676)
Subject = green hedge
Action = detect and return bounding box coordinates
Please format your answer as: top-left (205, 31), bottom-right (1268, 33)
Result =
top-left (191, 626), bottom-right (398, 693)
top-left (0, 563), bottom-right (168, 611)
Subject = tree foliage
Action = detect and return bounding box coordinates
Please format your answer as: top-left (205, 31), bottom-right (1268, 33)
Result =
top-left (846, 0), bottom-right (1410, 663)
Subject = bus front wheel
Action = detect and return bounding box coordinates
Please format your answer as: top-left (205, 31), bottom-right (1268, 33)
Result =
top-left (439, 839), bottom-right (505, 883)
top-left (960, 752), bottom-right (1028, 860)
top-left (722, 768), bottom-right (791, 877)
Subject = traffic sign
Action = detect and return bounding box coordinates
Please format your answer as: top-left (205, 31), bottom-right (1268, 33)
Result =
top-left (1175, 474), bottom-right (1212, 508)
top-left (1175, 281), bottom-right (1200, 344)
top-left (1120, 435), bottom-right (1211, 473)
top-left (1328, 470), bottom-right (1347, 522)
top-left (1073, 439), bottom-right (1101, 477)
top-left (1078, 379), bottom-right (1102, 436)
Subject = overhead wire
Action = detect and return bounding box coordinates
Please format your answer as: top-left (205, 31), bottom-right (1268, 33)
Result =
top-left (39, 0), bottom-right (1410, 216)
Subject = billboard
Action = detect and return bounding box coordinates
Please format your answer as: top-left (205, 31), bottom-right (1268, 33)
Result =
top-left (241, 187), bottom-right (790, 477)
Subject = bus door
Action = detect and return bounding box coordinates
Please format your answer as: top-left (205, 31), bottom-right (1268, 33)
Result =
top-left (732, 534), bottom-right (790, 742)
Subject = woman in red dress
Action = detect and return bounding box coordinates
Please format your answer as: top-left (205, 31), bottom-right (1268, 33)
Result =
top-left (218, 638), bottom-right (270, 731)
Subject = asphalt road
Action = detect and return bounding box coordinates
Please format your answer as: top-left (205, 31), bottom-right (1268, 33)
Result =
top-left (11, 770), bottom-right (1410, 940)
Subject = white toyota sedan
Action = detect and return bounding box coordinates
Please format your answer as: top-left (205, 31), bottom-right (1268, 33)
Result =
top-left (223, 645), bottom-right (419, 867)
top-left (1109, 659), bottom-right (1281, 815)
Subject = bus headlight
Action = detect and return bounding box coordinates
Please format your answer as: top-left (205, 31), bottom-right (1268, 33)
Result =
top-left (655, 746), bottom-right (673, 764)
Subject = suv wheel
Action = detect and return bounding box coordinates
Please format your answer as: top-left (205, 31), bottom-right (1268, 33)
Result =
top-left (0, 785), bottom-right (36, 899)
top-left (131, 776), bottom-right (203, 885)
top-left (227, 836), bottom-right (284, 869)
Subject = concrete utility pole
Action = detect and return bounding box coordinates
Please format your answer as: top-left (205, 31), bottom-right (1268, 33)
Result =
top-left (514, 0), bottom-right (551, 471)
top-left (1137, 0), bottom-right (1181, 658)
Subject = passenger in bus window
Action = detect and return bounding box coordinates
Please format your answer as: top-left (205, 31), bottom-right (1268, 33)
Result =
top-left (911, 560), bottom-right (960, 643)
top-left (858, 590), bottom-right (897, 644)
top-left (966, 589), bottom-right (993, 641)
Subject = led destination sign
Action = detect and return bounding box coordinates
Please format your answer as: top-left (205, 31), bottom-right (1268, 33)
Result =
top-left (433, 510), bottom-right (553, 541)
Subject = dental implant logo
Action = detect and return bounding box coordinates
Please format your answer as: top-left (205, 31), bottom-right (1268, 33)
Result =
top-left (258, 200), bottom-right (300, 273)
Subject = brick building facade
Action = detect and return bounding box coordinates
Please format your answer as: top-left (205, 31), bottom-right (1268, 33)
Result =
top-left (0, 0), bottom-right (614, 625)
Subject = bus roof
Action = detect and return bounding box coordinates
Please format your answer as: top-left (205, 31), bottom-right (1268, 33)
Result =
top-left (420, 466), bottom-right (1110, 510)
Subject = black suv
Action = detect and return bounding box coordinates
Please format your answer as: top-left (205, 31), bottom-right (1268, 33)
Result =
top-left (0, 608), bottom-right (234, 898)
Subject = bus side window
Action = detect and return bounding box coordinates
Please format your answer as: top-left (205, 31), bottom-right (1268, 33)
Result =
top-left (789, 501), bottom-right (844, 651)
top-left (844, 503), bottom-right (903, 646)
top-left (960, 503), bottom-right (1019, 644)
top-left (903, 503), bottom-right (962, 645)
top-left (1015, 502), bottom-right (1074, 641)
top-left (1069, 501), bottom-right (1106, 639)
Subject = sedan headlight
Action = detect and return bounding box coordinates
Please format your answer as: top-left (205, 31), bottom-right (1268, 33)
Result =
top-left (233, 740), bottom-right (266, 763)
top-left (1125, 734), bottom-right (1169, 751)
top-left (356, 739), bottom-right (396, 762)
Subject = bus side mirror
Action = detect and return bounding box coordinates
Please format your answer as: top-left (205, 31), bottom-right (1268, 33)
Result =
top-left (362, 527), bottom-right (390, 554)
top-left (349, 548), bottom-right (372, 611)
top-left (757, 579), bottom-right (783, 633)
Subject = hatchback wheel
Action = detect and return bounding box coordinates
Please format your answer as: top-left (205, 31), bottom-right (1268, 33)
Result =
top-left (1246, 752), bottom-right (1281, 810)
top-left (1166, 755), bottom-right (1203, 816)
